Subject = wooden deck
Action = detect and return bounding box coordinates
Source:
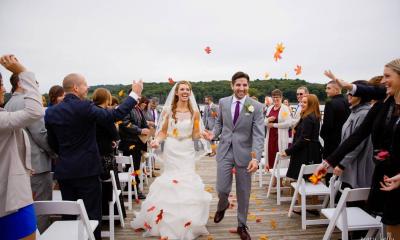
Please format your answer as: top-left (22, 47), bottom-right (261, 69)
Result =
top-left (114, 156), bottom-right (340, 240)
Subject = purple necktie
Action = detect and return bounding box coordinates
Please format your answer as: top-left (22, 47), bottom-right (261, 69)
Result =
top-left (233, 101), bottom-right (240, 125)
top-left (152, 109), bottom-right (156, 121)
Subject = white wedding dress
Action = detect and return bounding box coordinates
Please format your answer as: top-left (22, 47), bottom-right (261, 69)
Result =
top-left (131, 112), bottom-right (212, 240)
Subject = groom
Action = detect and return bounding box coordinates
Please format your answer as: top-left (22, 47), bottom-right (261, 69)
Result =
top-left (205, 71), bottom-right (264, 240)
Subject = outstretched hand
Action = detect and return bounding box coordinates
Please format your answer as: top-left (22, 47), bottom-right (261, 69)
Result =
top-left (0, 55), bottom-right (26, 74)
top-left (380, 174), bottom-right (400, 191)
top-left (131, 79), bottom-right (144, 97)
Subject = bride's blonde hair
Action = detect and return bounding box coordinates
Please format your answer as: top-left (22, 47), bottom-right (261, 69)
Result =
top-left (171, 80), bottom-right (194, 123)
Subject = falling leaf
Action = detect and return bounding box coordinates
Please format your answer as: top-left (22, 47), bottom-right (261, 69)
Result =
top-left (118, 90), bottom-right (125, 97)
top-left (264, 72), bottom-right (270, 80)
top-left (135, 199), bottom-right (141, 204)
top-left (156, 209), bottom-right (164, 224)
top-left (270, 219), bottom-right (277, 229)
top-left (144, 222), bottom-right (152, 230)
top-left (168, 77), bottom-right (175, 85)
top-left (184, 221), bottom-right (192, 228)
top-left (129, 145), bottom-right (135, 150)
top-left (172, 179), bottom-right (178, 184)
top-left (231, 167), bottom-right (236, 174)
top-left (205, 186), bottom-right (214, 193)
top-left (115, 120), bottom-right (123, 125)
top-left (273, 42), bottom-right (285, 62)
top-left (309, 173), bottom-right (322, 185)
top-left (229, 228), bottom-right (237, 233)
top-left (294, 65), bottom-right (302, 75)
top-left (256, 217), bottom-right (263, 223)
top-left (259, 234), bottom-right (269, 240)
top-left (147, 206), bottom-right (156, 212)
top-left (204, 46), bottom-right (212, 54)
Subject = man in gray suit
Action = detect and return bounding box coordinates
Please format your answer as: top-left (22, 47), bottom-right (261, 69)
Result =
top-left (202, 96), bottom-right (218, 157)
top-left (5, 74), bottom-right (55, 232)
top-left (204, 71), bottom-right (264, 240)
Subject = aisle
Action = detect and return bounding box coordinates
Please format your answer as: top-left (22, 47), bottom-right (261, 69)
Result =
top-left (115, 155), bottom-right (339, 239)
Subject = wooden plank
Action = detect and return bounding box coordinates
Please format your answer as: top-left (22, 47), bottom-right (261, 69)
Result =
top-left (114, 155), bottom-right (340, 239)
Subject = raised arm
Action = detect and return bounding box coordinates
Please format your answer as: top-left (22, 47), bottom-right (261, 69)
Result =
top-left (0, 55), bottom-right (43, 130)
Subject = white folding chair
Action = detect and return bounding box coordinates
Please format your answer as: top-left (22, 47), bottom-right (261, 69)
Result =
top-left (139, 153), bottom-right (149, 192)
top-left (101, 171), bottom-right (125, 240)
top-left (321, 188), bottom-right (383, 240)
top-left (34, 200), bottom-right (98, 240)
top-left (288, 164), bottom-right (337, 229)
top-left (115, 155), bottom-right (138, 210)
top-left (52, 190), bottom-right (62, 201)
top-left (266, 153), bottom-right (291, 205)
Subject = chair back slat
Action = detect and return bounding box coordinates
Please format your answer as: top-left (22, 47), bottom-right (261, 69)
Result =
top-left (34, 201), bottom-right (81, 215)
top-left (346, 187), bottom-right (370, 202)
top-left (115, 155), bottom-right (133, 165)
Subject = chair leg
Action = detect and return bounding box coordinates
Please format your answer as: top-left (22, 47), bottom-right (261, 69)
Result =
top-left (288, 185), bottom-right (299, 217)
top-left (266, 173), bottom-right (274, 199)
top-left (128, 178), bottom-right (132, 211)
top-left (301, 193), bottom-right (306, 230)
top-left (341, 230), bottom-right (348, 240)
top-left (322, 216), bottom-right (338, 240)
top-left (109, 201), bottom-right (114, 240)
top-left (116, 194), bottom-right (125, 228)
top-left (277, 176), bottom-right (281, 205)
top-left (259, 166), bottom-right (263, 188)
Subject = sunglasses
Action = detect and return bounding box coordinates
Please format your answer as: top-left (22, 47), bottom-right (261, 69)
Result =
top-left (296, 93), bottom-right (304, 96)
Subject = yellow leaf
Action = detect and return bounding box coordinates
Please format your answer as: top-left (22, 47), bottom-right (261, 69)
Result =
top-left (172, 128), bottom-right (179, 137)
top-left (259, 234), bottom-right (269, 240)
top-left (270, 219), bottom-right (277, 229)
top-left (118, 90), bottom-right (125, 97)
top-left (129, 145), bottom-right (135, 150)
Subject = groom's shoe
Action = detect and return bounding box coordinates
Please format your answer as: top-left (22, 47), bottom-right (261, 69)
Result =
top-left (237, 226), bottom-right (251, 240)
top-left (213, 202), bottom-right (230, 223)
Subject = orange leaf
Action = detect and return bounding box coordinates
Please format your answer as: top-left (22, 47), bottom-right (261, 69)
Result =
top-left (156, 209), bottom-right (164, 224)
top-left (229, 228), bottom-right (237, 233)
top-left (259, 234), bottom-right (269, 240)
top-left (115, 120), bottom-right (123, 125)
top-left (270, 219), bottom-right (277, 229)
top-left (256, 217), bottom-right (262, 223)
top-left (147, 206), bottom-right (156, 212)
top-left (207, 235), bottom-right (214, 240)
top-left (160, 237), bottom-right (168, 240)
top-left (172, 128), bottom-right (179, 137)
top-left (118, 90), bottom-right (125, 97)
top-left (309, 174), bottom-right (322, 185)
top-left (184, 221), bottom-right (192, 228)
top-left (294, 65), bottom-right (302, 75)
top-left (144, 222), bottom-right (152, 230)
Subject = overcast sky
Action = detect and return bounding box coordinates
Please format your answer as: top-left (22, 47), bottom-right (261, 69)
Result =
top-left (1, 0), bottom-right (399, 93)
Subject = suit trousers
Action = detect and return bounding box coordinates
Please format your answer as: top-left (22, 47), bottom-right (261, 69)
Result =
top-left (58, 176), bottom-right (102, 240)
top-left (216, 145), bottom-right (252, 227)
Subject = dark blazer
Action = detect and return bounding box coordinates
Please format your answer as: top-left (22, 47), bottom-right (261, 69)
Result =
top-left (327, 84), bottom-right (400, 223)
top-left (320, 94), bottom-right (350, 158)
top-left (119, 106), bottom-right (149, 152)
top-left (45, 94), bottom-right (136, 180)
top-left (285, 113), bottom-right (322, 179)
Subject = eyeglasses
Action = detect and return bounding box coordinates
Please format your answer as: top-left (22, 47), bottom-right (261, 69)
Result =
top-left (296, 93), bottom-right (304, 96)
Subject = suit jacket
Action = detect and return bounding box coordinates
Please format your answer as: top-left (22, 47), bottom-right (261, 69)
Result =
top-left (119, 106), bottom-right (149, 152)
top-left (45, 93), bottom-right (136, 180)
top-left (213, 96), bottom-right (264, 167)
top-left (320, 94), bottom-right (350, 158)
top-left (0, 72), bottom-right (43, 217)
top-left (202, 103), bottom-right (219, 131)
top-left (5, 92), bottom-right (54, 174)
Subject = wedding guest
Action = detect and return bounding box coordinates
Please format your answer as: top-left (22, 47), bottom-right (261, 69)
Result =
top-left (111, 96), bottom-right (119, 108)
top-left (147, 97), bottom-right (160, 126)
top-left (45, 73), bottom-right (142, 239)
top-left (316, 60), bottom-right (400, 238)
top-left (283, 94), bottom-right (322, 180)
top-left (283, 99), bottom-right (290, 108)
top-left (203, 96), bottom-right (219, 157)
top-left (48, 85), bottom-right (64, 107)
top-left (320, 80), bottom-right (350, 159)
top-left (5, 72), bottom-right (55, 233)
top-left (118, 97), bottom-right (150, 200)
top-left (264, 95), bottom-right (273, 113)
top-left (333, 80), bottom-right (374, 189)
top-left (92, 88), bottom-right (126, 219)
top-left (0, 55), bottom-right (43, 240)
top-left (264, 89), bottom-right (292, 171)
top-left (292, 86), bottom-right (309, 121)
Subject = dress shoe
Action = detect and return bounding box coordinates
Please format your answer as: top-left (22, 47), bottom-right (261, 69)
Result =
top-left (213, 202), bottom-right (230, 223)
top-left (237, 226), bottom-right (251, 240)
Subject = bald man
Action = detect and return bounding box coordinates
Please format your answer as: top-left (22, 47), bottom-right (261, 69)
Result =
top-left (45, 73), bottom-right (143, 239)
top-left (320, 80), bottom-right (350, 159)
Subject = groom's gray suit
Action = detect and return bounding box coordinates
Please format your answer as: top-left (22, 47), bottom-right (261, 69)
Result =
top-left (212, 95), bottom-right (264, 227)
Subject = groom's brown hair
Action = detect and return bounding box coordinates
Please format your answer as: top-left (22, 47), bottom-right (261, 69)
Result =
top-left (231, 71), bottom-right (249, 84)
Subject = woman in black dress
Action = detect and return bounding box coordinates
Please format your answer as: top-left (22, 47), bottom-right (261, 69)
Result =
top-left (316, 59), bottom-right (400, 238)
top-left (92, 88), bottom-right (127, 219)
top-left (283, 94), bottom-right (322, 180)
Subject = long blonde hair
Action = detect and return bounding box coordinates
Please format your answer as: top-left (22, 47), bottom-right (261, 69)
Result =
top-left (171, 81), bottom-right (194, 123)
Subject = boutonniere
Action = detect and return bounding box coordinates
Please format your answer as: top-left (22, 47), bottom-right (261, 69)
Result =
top-left (245, 103), bottom-right (254, 115)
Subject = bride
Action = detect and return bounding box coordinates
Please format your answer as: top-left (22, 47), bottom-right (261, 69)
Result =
top-left (131, 80), bottom-right (212, 239)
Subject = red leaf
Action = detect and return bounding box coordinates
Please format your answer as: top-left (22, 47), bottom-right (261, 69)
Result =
top-left (134, 228), bottom-right (144, 232)
top-left (147, 206), bottom-right (156, 212)
top-left (144, 222), bottom-right (152, 230)
top-left (156, 209), bottom-right (164, 224)
top-left (204, 46), bottom-right (212, 54)
top-left (172, 180), bottom-right (178, 184)
top-left (228, 228), bottom-right (237, 233)
top-left (256, 217), bottom-right (262, 223)
top-left (168, 78), bottom-right (175, 85)
top-left (135, 199), bottom-right (141, 204)
top-left (184, 221), bottom-right (192, 228)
